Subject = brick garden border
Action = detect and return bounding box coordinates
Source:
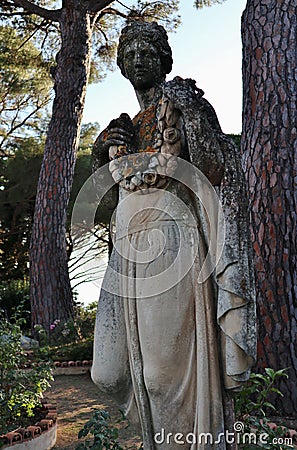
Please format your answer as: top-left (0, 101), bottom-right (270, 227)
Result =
top-left (0, 403), bottom-right (57, 449)
top-left (0, 360), bottom-right (92, 449)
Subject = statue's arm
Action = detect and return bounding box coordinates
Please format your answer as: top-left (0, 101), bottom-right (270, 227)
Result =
top-left (92, 129), bottom-right (119, 218)
top-left (92, 114), bottom-right (134, 216)
top-left (92, 129), bottom-right (111, 171)
top-left (182, 98), bottom-right (226, 186)
top-left (163, 78), bottom-right (228, 186)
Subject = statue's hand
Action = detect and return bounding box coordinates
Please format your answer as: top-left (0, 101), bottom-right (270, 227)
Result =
top-left (102, 113), bottom-right (134, 154)
top-left (102, 128), bottom-right (133, 150)
top-left (93, 113), bottom-right (134, 167)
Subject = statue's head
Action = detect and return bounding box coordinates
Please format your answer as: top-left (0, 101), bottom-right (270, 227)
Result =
top-left (117, 21), bottom-right (173, 90)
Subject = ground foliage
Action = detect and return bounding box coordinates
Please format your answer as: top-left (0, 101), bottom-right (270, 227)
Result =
top-left (235, 368), bottom-right (293, 449)
top-left (33, 301), bottom-right (97, 361)
top-left (76, 409), bottom-right (124, 450)
top-left (0, 308), bottom-right (53, 435)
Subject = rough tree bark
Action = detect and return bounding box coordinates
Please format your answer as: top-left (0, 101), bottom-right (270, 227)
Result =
top-left (30, 6), bottom-right (93, 330)
top-left (11, 0), bottom-right (113, 331)
top-left (242, 0), bottom-right (297, 415)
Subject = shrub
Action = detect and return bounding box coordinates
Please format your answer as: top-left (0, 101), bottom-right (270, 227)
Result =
top-left (76, 409), bottom-right (123, 450)
top-left (47, 339), bottom-right (93, 362)
top-left (35, 301), bottom-right (97, 348)
top-left (0, 279), bottom-right (30, 325)
top-left (235, 368), bottom-right (292, 450)
top-left (33, 301), bottom-right (96, 362)
top-left (0, 309), bottom-right (53, 435)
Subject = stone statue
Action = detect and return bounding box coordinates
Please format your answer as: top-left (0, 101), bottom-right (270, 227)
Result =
top-left (91, 21), bottom-right (256, 450)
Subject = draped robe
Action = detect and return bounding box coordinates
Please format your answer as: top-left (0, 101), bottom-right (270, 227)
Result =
top-left (91, 78), bottom-right (256, 450)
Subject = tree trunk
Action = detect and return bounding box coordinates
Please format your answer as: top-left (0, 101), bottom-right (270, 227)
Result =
top-left (30, 5), bottom-right (93, 331)
top-left (242, 0), bottom-right (297, 415)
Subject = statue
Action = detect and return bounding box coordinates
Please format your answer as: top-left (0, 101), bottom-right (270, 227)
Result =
top-left (91, 21), bottom-right (256, 450)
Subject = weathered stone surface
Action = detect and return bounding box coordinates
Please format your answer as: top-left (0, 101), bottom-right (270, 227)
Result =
top-left (92, 21), bottom-right (256, 449)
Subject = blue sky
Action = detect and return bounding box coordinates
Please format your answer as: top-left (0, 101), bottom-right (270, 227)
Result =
top-left (76, 0), bottom-right (247, 304)
top-left (82, 0), bottom-right (247, 136)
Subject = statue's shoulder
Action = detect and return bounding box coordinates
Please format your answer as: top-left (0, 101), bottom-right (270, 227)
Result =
top-left (162, 77), bottom-right (204, 107)
top-left (163, 76), bottom-right (204, 95)
top-left (163, 77), bottom-right (222, 133)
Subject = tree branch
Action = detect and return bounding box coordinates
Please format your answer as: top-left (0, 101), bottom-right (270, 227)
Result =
top-left (115, 0), bottom-right (135, 12)
top-left (17, 20), bottom-right (46, 50)
top-left (88, 0), bottom-right (115, 14)
top-left (11, 0), bottom-right (61, 21)
top-left (0, 97), bottom-right (51, 150)
top-left (1, 10), bottom-right (32, 16)
top-left (97, 7), bottom-right (128, 20)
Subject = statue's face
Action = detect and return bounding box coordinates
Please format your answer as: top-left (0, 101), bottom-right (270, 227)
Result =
top-left (123, 38), bottom-right (164, 90)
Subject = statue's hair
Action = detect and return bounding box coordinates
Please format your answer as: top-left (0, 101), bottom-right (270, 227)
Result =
top-left (117, 21), bottom-right (173, 78)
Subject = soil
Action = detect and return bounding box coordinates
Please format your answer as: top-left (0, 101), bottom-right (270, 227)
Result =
top-left (46, 373), bottom-right (142, 450)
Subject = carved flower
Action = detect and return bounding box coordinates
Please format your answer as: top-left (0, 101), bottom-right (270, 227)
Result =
top-left (163, 127), bottom-right (180, 144)
top-left (133, 154), bottom-right (149, 169)
top-left (122, 166), bottom-right (134, 178)
top-left (142, 170), bottom-right (158, 186)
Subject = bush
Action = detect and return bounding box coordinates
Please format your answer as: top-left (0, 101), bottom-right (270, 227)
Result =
top-left (235, 368), bottom-right (292, 450)
top-left (47, 339), bottom-right (93, 362)
top-left (35, 301), bottom-right (97, 348)
top-left (0, 309), bottom-right (53, 435)
top-left (76, 409), bottom-right (123, 450)
top-left (0, 279), bottom-right (30, 325)
top-left (33, 301), bottom-right (96, 361)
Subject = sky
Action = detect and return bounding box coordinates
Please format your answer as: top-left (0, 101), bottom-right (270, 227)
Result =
top-left (75, 0), bottom-right (247, 304)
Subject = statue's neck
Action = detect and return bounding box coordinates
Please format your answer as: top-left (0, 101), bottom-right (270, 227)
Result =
top-left (135, 84), bottom-right (163, 111)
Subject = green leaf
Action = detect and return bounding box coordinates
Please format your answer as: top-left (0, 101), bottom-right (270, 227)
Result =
top-left (251, 373), bottom-right (267, 381)
top-left (274, 368), bottom-right (289, 378)
top-left (270, 387), bottom-right (284, 396)
top-left (263, 401), bottom-right (276, 411)
top-left (264, 367), bottom-right (276, 379)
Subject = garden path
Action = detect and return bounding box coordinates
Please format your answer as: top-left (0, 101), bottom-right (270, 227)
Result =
top-left (46, 373), bottom-right (142, 449)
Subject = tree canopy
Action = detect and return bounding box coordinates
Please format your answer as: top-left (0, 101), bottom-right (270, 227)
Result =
top-left (0, 122), bottom-right (100, 283)
top-left (194, 0), bottom-right (225, 8)
top-left (0, 0), bottom-right (180, 74)
top-left (0, 25), bottom-right (52, 156)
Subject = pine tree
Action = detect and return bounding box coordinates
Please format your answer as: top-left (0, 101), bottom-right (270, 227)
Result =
top-left (242, 0), bottom-right (297, 415)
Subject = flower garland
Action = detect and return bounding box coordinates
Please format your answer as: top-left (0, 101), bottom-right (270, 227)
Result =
top-left (108, 98), bottom-right (181, 191)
